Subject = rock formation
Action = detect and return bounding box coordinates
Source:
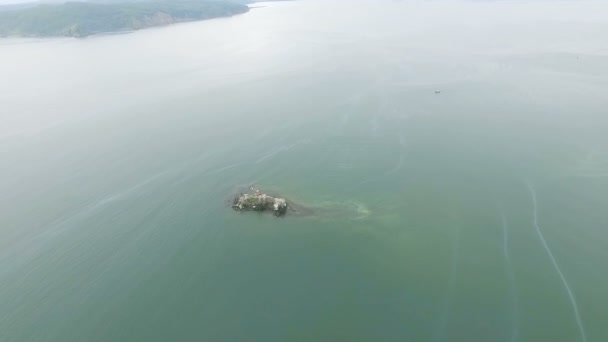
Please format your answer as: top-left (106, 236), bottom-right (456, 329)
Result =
top-left (232, 188), bottom-right (288, 216)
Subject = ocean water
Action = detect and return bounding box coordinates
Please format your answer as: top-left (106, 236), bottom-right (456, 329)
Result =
top-left (1, 0), bottom-right (608, 341)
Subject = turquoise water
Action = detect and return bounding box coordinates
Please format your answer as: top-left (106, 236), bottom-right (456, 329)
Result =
top-left (1, 0), bottom-right (608, 341)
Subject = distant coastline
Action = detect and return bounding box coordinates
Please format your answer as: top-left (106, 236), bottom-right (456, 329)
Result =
top-left (0, 1), bottom-right (256, 38)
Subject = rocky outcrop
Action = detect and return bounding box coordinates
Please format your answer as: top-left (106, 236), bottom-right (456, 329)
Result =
top-left (233, 188), bottom-right (288, 216)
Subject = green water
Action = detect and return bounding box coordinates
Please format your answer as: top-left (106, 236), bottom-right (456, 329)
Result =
top-left (1, 0), bottom-right (608, 341)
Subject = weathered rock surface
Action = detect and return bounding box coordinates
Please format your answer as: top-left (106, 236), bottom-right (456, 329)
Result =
top-left (232, 187), bottom-right (288, 216)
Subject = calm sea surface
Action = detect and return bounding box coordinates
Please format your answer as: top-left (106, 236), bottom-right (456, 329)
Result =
top-left (1, 0), bottom-right (608, 341)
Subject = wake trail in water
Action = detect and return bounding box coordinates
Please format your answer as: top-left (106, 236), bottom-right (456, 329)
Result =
top-left (33, 150), bottom-right (222, 240)
top-left (254, 139), bottom-right (312, 165)
top-left (577, 173), bottom-right (608, 178)
top-left (385, 129), bottom-right (407, 175)
top-left (398, 130), bottom-right (406, 148)
top-left (387, 153), bottom-right (404, 175)
top-left (370, 116), bottom-right (379, 138)
top-left (525, 181), bottom-right (587, 342)
top-left (357, 127), bottom-right (407, 187)
top-left (0, 151), bottom-right (244, 280)
top-left (433, 226), bottom-right (460, 342)
top-left (0, 169), bottom-right (177, 279)
top-left (33, 170), bottom-right (172, 240)
top-left (0, 120), bottom-right (70, 142)
top-left (501, 213), bottom-right (519, 342)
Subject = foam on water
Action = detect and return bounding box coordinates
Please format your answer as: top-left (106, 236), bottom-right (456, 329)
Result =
top-left (501, 213), bottom-right (520, 342)
top-left (526, 181), bottom-right (587, 342)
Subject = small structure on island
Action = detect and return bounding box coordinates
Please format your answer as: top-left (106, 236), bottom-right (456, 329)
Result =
top-left (232, 188), bottom-right (288, 216)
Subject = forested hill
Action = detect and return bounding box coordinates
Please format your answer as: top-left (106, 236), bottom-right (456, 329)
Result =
top-left (0, 1), bottom-right (250, 38)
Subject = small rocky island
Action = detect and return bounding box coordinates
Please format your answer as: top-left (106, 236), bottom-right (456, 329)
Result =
top-left (232, 187), bottom-right (288, 216)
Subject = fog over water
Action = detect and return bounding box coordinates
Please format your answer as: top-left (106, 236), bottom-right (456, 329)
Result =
top-left (1, 0), bottom-right (607, 341)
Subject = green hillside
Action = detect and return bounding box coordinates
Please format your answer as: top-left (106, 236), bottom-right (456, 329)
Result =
top-left (0, 1), bottom-right (250, 37)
